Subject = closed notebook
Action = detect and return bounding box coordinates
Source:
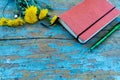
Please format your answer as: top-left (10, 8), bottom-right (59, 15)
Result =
top-left (59, 0), bottom-right (120, 43)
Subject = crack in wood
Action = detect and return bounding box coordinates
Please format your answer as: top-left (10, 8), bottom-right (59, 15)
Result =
top-left (0, 37), bottom-right (74, 41)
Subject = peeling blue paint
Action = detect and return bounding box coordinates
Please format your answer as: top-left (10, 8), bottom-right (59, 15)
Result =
top-left (0, 45), bottom-right (39, 56)
top-left (114, 76), bottom-right (120, 80)
top-left (0, 0), bottom-right (120, 80)
top-left (48, 42), bottom-right (120, 73)
top-left (44, 25), bottom-right (73, 38)
top-left (48, 41), bottom-right (89, 53)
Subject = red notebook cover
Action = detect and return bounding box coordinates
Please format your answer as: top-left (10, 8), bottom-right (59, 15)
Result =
top-left (59, 0), bottom-right (120, 43)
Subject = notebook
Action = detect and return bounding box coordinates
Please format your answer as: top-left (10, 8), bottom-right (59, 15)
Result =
top-left (59, 0), bottom-right (120, 43)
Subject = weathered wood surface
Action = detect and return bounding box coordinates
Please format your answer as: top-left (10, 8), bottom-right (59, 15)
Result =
top-left (0, 0), bottom-right (120, 80)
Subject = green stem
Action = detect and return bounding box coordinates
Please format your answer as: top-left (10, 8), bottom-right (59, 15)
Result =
top-left (32, 0), bottom-right (41, 9)
top-left (24, 0), bottom-right (29, 7)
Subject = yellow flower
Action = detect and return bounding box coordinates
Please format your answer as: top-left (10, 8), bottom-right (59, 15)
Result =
top-left (0, 17), bottom-right (10, 26)
top-left (50, 15), bottom-right (58, 25)
top-left (7, 18), bottom-right (25, 27)
top-left (0, 20), bottom-right (2, 26)
top-left (0, 17), bottom-right (25, 27)
top-left (7, 19), bottom-right (14, 26)
top-left (13, 18), bottom-right (25, 26)
top-left (24, 6), bottom-right (38, 24)
top-left (39, 9), bottom-right (48, 20)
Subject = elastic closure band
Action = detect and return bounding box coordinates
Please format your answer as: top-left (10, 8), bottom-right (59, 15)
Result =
top-left (77, 7), bottom-right (116, 40)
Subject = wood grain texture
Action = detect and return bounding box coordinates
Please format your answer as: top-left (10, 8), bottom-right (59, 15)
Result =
top-left (0, 0), bottom-right (120, 80)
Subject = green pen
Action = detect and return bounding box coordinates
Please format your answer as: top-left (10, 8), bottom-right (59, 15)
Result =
top-left (90, 23), bottom-right (120, 50)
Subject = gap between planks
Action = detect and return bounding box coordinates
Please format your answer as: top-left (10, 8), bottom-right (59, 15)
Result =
top-left (0, 37), bottom-right (74, 41)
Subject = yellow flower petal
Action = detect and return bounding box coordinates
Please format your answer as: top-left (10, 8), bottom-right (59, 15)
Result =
top-left (39, 9), bottom-right (48, 20)
top-left (0, 17), bottom-right (10, 26)
top-left (0, 17), bottom-right (25, 27)
top-left (14, 18), bottom-right (25, 26)
top-left (50, 15), bottom-right (58, 25)
top-left (7, 18), bottom-right (25, 27)
top-left (24, 6), bottom-right (38, 24)
top-left (0, 21), bottom-right (3, 26)
top-left (7, 20), bottom-right (14, 26)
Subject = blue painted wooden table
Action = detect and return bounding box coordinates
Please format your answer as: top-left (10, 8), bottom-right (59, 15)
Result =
top-left (0, 0), bottom-right (120, 80)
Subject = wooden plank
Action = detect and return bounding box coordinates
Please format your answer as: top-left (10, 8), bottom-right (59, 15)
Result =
top-left (0, 39), bottom-right (120, 79)
top-left (0, 0), bottom-right (120, 80)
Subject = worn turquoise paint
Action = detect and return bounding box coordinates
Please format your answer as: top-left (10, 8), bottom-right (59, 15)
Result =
top-left (0, 0), bottom-right (120, 80)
